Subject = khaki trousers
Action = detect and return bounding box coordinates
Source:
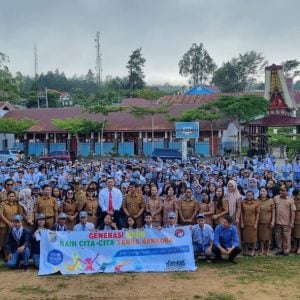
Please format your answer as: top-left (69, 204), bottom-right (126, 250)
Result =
top-left (275, 225), bottom-right (291, 253)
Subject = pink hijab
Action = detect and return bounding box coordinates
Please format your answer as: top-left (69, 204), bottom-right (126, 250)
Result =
top-left (225, 180), bottom-right (241, 217)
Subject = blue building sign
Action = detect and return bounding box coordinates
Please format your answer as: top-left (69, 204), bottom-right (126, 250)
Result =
top-left (175, 122), bottom-right (199, 139)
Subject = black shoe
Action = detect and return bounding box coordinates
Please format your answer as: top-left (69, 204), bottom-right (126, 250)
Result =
top-left (282, 253), bottom-right (289, 256)
top-left (23, 265), bottom-right (29, 272)
top-left (229, 259), bottom-right (238, 264)
top-left (275, 251), bottom-right (283, 256)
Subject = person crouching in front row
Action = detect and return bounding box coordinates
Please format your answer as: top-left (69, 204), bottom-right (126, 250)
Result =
top-left (213, 214), bottom-right (241, 263)
top-left (6, 214), bottom-right (31, 271)
top-left (191, 213), bottom-right (214, 262)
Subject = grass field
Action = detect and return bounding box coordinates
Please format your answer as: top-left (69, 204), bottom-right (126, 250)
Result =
top-left (0, 255), bottom-right (300, 299)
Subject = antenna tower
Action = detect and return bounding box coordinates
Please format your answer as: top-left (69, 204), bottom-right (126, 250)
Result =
top-left (95, 31), bottom-right (103, 87)
top-left (34, 44), bottom-right (38, 80)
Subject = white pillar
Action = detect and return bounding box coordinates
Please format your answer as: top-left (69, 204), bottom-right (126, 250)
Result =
top-left (121, 132), bottom-right (124, 143)
top-left (139, 131), bottom-right (142, 139)
top-left (164, 131), bottom-right (168, 138)
top-left (114, 132), bottom-right (118, 139)
top-left (169, 131), bottom-right (173, 142)
top-left (32, 133), bottom-right (35, 142)
top-left (54, 133), bottom-right (57, 143)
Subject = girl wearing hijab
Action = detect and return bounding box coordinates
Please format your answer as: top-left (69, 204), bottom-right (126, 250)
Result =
top-left (224, 180), bottom-right (242, 228)
top-left (18, 188), bottom-right (35, 230)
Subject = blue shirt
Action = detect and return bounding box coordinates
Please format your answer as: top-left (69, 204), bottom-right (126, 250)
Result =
top-left (73, 222), bottom-right (95, 231)
top-left (213, 224), bottom-right (240, 248)
top-left (192, 223), bottom-right (214, 247)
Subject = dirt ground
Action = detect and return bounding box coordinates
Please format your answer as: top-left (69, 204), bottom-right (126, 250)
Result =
top-left (0, 258), bottom-right (299, 300)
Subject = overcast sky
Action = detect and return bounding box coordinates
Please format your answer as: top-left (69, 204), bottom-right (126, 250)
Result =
top-left (1, 0), bottom-right (300, 84)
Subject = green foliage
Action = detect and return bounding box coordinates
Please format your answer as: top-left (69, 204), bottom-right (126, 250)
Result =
top-left (126, 47), bottom-right (146, 90)
top-left (282, 59), bottom-right (300, 77)
top-left (86, 105), bottom-right (125, 116)
top-left (0, 117), bottom-right (36, 134)
top-left (215, 95), bottom-right (268, 123)
top-left (132, 88), bottom-right (167, 100)
top-left (267, 128), bottom-right (299, 160)
top-left (212, 51), bottom-right (266, 92)
top-left (128, 104), bottom-right (169, 119)
top-left (0, 52), bottom-right (23, 103)
top-left (179, 43), bottom-right (216, 85)
top-left (52, 117), bottom-right (103, 134)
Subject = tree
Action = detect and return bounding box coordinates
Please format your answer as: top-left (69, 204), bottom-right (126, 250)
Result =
top-left (126, 48), bottom-right (146, 92)
top-left (168, 102), bottom-right (220, 156)
top-left (179, 43), bottom-right (216, 85)
top-left (215, 95), bottom-right (269, 153)
top-left (212, 51), bottom-right (266, 92)
top-left (0, 117), bottom-right (37, 150)
top-left (282, 59), bottom-right (300, 78)
top-left (52, 117), bottom-right (103, 135)
top-left (128, 104), bottom-right (169, 151)
top-left (86, 105), bottom-right (125, 156)
top-left (0, 52), bottom-right (21, 103)
top-left (132, 88), bottom-right (167, 100)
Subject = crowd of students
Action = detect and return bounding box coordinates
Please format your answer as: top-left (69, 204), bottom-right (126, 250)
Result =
top-left (0, 154), bottom-right (300, 270)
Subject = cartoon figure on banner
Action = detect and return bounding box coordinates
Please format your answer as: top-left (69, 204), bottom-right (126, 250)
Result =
top-left (79, 253), bottom-right (100, 271)
top-left (95, 258), bottom-right (132, 272)
top-left (65, 252), bottom-right (82, 272)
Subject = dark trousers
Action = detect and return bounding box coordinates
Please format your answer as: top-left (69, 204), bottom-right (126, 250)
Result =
top-left (213, 245), bottom-right (241, 261)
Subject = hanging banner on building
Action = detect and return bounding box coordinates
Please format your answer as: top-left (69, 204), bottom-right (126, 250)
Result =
top-left (38, 227), bottom-right (196, 275)
top-left (175, 122), bottom-right (200, 139)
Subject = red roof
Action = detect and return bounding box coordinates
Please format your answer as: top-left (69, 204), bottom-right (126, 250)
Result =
top-left (250, 114), bottom-right (300, 126)
top-left (4, 105), bottom-right (230, 133)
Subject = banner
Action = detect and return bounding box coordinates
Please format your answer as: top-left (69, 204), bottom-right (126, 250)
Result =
top-left (38, 227), bottom-right (197, 275)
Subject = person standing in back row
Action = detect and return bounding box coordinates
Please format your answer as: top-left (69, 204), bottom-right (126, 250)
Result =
top-left (98, 177), bottom-right (123, 229)
top-left (274, 185), bottom-right (296, 256)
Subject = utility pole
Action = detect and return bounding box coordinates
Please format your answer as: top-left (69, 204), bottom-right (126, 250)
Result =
top-left (95, 31), bottom-right (103, 88)
top-left (34, 44), bottom-right (40, 108)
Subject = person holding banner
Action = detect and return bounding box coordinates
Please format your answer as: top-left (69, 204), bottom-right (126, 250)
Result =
top-left (99, 177), bottom-right (123, 229)
top-left (213, 215), bottom-right (241, 263)
top-left (6, 214), bottom-right (31, 271)
top-left (164, 211), bottom-right (180, 228)
top-left (191, 213), bottom-right (214, 262)
top-left (31, 213), bottom-right (47, 268)
top-left (73, 211), bottom-right (95, 231)
top-left (98, 214), bottom-right (117, 230)
top-left (51, 212), bottom-right (69, 231)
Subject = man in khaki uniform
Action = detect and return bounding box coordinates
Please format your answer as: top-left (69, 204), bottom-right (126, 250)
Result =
top-left (73, 178), bottom-right (86, 211)
top-left (34, 184), bottom-right (58, 228)
top-left (178, 188), bottom-right (198, 225)
top-left (274, 186), bottom-right (296, 256)
top-left (122, 182), bottom-right (145, 228)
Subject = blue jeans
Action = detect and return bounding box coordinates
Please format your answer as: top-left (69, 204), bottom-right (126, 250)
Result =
top-left (7, 247), bottom-right (30, 268)
top-left (32, 254), bottom-right (40, 269)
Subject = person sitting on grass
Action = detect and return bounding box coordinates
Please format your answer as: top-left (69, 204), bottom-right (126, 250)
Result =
top-left (191, 213), bottom-right (214, 262)
top-left (6, 214), bottom-right (31, 271)
top-left (213, 214), bottom-right (241, 263)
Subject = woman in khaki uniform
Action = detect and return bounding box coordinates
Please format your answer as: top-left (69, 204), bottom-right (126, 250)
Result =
top-left (293, 189), bottom-right (300, 254)
top-left (241, 191), bottom-right (260, 256)
top-left (63, 189), bottom-right (79, 230)
top-left (146, 185), bottom-right (163, 227)
top-left (82, 188), bottom-right (99, 227)
top-left (212, 187), bottom-right (229, 227)
top-left (178, 188), bottom-right (198, 225)
top-left (0, 191), bottom-right (21, 256)
top-left (257, 187), bottom-right (275, 256)
top-left (198, 190), bottom-right (214, 227)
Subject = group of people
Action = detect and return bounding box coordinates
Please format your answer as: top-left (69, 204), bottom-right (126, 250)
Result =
top-left (0, 153), bottom-right (300, 270)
